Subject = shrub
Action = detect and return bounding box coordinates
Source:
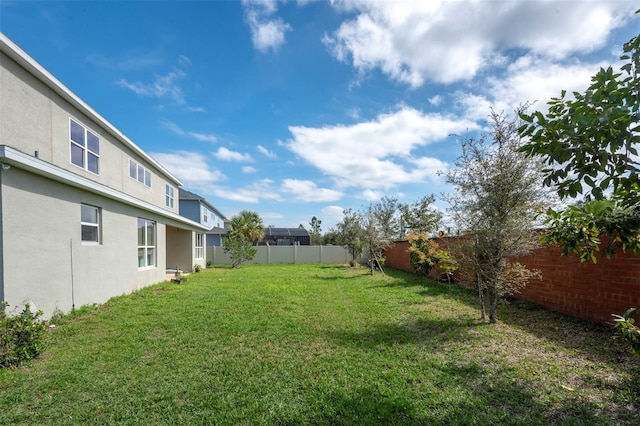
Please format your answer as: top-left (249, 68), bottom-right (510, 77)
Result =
top-left (194, 264), bottom-right (202, 273)
top-left (612, 308), bottom-right (640, 355)
top-left (407, 231), bottom-right (440, 276)
top-left (0, 302), bottom-right (46, 368)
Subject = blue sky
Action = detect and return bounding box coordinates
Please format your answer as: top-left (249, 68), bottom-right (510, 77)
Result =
top-left (1, 1), bottom-right (638, 230)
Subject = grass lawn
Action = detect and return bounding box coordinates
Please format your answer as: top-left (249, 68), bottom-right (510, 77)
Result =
top-left (1, 264), bottom-right (638, 425)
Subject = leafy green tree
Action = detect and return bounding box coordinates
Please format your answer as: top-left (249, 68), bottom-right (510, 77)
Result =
top-left (335, 208), bottom-right (365, 264)
top-left (398, 195), bottom-right (443, 238)
top-left (223, 210), bottom-right (264, 268)
top-left (442, 108), bottom-right (551, 323)
top-left (309, 216), bottom-right (323, 245)
top-left (407, 231), bottom-right (440, 276)
top-left (519, 31), bottom-right (640, 260)
top-left (519, 29), bottom-right (640, 350)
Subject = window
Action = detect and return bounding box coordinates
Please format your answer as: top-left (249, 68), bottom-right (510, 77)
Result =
top-left (195, 233), bottom-right (204, 259)
top-left (129, 159), bottom-right (151, 187)
top-left (165, 184), bottom-right (174, 208)
top-left (70, 119), bottom-right (99, 174)
top-left (137, 218), bottom-right (156, 268)
top-left (81, 204), bottom-right (100, 243)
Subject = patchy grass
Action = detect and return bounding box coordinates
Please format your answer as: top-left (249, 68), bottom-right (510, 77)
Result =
top-left (1, 264), bottom-right (638, 425)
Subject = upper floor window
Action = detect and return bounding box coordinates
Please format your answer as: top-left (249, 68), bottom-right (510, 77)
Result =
top-left (81, 204), bottom-right (100, 243)
top-left (70, 119), bottom-right (99, 174)
top-left (129, 159), bottom-right (151, 187)
top-left (165, 184), bottom-right (174, 208)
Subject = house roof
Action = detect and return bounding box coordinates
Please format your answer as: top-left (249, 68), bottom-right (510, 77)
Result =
top-left (178, 188), bottom-right (228, 221)
top-left (207, 226), bottom-right (228, 235)
top-left (263, 227), bottom-right (310, 237)
top-left (0, 32), bottom-right (182, 186)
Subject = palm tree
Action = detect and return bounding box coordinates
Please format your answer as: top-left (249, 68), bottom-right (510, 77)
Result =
top-left (224, 211), bottom-right (264, 268)
top-left (227, 210), bottom-right (264, 243)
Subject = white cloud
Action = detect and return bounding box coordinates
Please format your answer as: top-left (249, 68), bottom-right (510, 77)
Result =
top-left (322, 205), bottom-right (346, 222)
top-left (214, 147), bottom-right (254, 162)
top-left (257, 144), bottom-right (277, 158)
top-left (286, 107), bottom-right (477, 189)
top-left (261, 211), bottom-right (284, 220)
top-left (212, 179), bottom-right (282, 203)
top-left (455, 56), bottom-right (611, 121)
top-left (161, 120), bottom-right (218, 143)
top-left (360, 189), bottom-right (382, 201)
top-left (428, 95), bottom-right (443, 106)
top-left (86, 48), bottom-right (164, 71)
top-left (149, 151), bottom-right (226, 188)
top-left (324, 1), bottom-right (634, 86)
top-left (118, 68), bottom-right (187, 104)
top-left (280, 179), bottom-right (343, 202)
top-left (242, 166), bottom-right (257, 173)
top-left (242, 0), bottom-right (291, 53)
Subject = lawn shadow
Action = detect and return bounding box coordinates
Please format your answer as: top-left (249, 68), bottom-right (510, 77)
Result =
top-left (327, 316), bottom-right (476, 350)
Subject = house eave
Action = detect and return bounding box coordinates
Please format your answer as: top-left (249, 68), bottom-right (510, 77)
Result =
top-left (0, 145), bottom-right (207, 231)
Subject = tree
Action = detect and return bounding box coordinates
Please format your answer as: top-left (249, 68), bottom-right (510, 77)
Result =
top-left (335, 208), bottom-right (365, 264)
top-left (398, 195), bottom-right (443, 238)
top-left (407, 231), bottom-right (440, 276)
top-left (406, 231), bottom-right (458, 283)
top-left (223, 210), bottom-right (264, 268)
top-left (519, 29), bottom-right (640, 351)
top-left (362, 196), bottom-right (399, 275)
top-left (309, 216), bottom-right (323, 245)
top-left (442, 108), bottom-right (552, 323)
top-left (518, 31), bottom-right (640, 260)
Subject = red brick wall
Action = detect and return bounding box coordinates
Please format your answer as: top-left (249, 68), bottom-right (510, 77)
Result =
top-left (384, 238), bottom-right (640, 324)
top-left (384, 241), bottom-right (412, 273)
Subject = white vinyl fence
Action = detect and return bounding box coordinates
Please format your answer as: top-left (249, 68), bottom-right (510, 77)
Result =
top-left (206, 245), bottom-right (354, 266)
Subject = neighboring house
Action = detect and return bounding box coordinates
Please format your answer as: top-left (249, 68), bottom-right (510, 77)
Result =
top-left (206, 226), bottom-right (228, 247)
top-left (259, 227), bottom-right (310, 246)
top-left (0, 33), bottom-right (209, 318)
top-left (178, 188), bottom-right (228, 247)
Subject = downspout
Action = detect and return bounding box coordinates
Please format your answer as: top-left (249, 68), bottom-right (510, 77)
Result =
top-left (69, 239), bottom-right (75, 313)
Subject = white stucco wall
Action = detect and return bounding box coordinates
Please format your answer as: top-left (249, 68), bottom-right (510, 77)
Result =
top-left (0, 167), bottom-right (170, 318)
top-left (0, 49), bottom-right (179, 216)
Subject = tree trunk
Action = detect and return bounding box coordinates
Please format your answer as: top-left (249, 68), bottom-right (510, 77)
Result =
top-left (477, 269), bottom-right (486, 321)
top-left (369, 248), bottom-right (374, 275)
top-left (488, 284), bottom-right (498, 324)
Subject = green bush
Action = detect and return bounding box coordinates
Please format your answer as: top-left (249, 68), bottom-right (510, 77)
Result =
top-left (0, 302), bottom-right (46, 368)
top-left (612, 308), bottom-right (640, 355)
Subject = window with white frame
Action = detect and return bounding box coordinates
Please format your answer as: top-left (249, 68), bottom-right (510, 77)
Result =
top-left (165, 184), bottom-right (174, 208)
top-left (195, 233), bottom-right (204, 259)
top-left (129, 159), bottom-right (151, 187)
top-left (137, 218), bottom-right (156, 268)
top-left (70, 119), bottom-right (100, 174)
top-left (81, 204), bottom-right (100, 243)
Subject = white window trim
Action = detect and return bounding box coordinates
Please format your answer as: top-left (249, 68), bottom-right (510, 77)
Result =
top-left (165, 184), bottom-right (174, 208)
top-left (137, 218), bottom-right (156, 269)
top-left (70, 118), bottom-right (100, 175)
top-left (81, 204), bottom-right (100, 244)
top-left (195, 232), bottom-right (204, 259)
top-left (129, 159), bottom-right (151, 188)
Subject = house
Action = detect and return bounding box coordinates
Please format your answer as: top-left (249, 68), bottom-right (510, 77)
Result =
top-left (259, 227), bottom-right (310, 246)
top-left (0, 33), bottom-right (209, 318)
top-left (178, 188), bottom-right (228, 247)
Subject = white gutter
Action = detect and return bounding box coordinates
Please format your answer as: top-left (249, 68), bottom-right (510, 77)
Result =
top-left (0, 145), bottom-right (208, 231)
top-left (0, 32), bottom-right (182, 187)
